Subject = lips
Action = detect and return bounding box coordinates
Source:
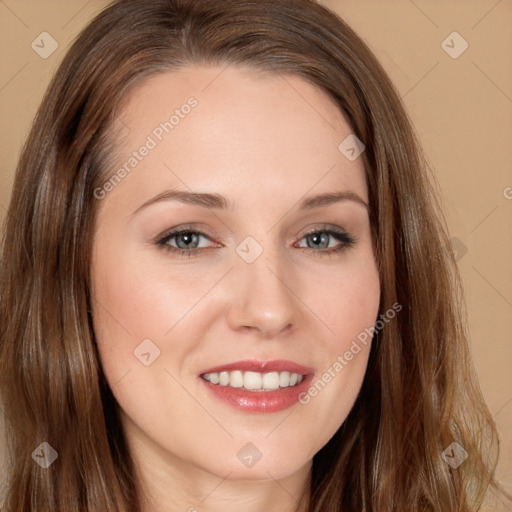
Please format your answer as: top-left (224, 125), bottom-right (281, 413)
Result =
top-left (199, 359), bottom-right (314, 413)
top-left (199, 359), bottom-right (313, 375)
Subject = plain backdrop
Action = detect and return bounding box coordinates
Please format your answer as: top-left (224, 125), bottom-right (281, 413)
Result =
top-left (0, 0), bottom-right (511, 504)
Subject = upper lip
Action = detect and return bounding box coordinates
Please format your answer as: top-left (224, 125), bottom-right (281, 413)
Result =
top-left (200, 359), bottom-right (313, 375)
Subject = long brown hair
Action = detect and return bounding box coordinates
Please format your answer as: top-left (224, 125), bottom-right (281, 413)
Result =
top-left (0, 0), bottom-right (508, 510)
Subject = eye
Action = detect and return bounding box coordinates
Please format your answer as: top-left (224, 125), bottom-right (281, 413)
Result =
top-left (156, 224), bottom-right (356, 258)
top-left (294, 225), bottom-right (356, 257)
top-left (157, 227), bottom-right (216, 258)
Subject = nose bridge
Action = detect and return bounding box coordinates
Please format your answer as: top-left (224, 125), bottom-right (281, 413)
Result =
top-left (226, 233), bottom-right (297, 338)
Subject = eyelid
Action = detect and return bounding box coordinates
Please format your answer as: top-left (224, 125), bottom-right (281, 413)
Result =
top-left (299, 223), bottom-right (349, 237)
top-left (154, 224), bottom-right (224, 246)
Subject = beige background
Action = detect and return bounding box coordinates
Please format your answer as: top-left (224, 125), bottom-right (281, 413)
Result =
top-left (1, 0), bottom-right (511, 502)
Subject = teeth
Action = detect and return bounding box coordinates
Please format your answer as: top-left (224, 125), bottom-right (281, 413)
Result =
top-left (280, 371), bottom-right (290, 387)
top-left (219, 371), bottom-right (230, 386)
top-left (202, 370), bottom-right (305, 391)
top-left (230, 370), bottom-right (244, 388)
top-left (244, 371), bottom-right (262, 390)
top-left (263, 372), bottom-right (280, 390)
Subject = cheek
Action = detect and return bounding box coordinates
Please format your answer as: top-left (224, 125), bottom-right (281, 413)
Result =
top-left (91, 241), bottom-right (203, 338)
top-left (90, 238), bottom-right (164, 381)
top-left (307, 254), bottom-right (381, 347)
top-left (296, 256), bottom-right (380, 439)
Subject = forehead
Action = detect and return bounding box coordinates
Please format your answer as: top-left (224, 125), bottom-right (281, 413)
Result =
top-left (102, 65), bottom-right (368, 211)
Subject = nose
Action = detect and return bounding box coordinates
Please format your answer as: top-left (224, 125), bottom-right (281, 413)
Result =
top-left (226, 246), bottom-right (298, 339)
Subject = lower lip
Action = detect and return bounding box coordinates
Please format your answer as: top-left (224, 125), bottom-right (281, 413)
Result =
top-left (200, 374), bottom-right (314, 413)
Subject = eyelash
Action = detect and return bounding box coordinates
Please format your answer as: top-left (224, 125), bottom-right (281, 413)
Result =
top-left (156, 224), bottom-right (356, 259)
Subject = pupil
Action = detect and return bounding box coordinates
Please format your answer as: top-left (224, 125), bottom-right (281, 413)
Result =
top-left (178, 232), bottom-right (197, 249)
top-left (310, 232), bottom-right (328, 249)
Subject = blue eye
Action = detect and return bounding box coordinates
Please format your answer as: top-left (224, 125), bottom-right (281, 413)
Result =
top-left (156, 225), bottom-right (356, 258)
top-left (296, 227), bottom-right (356, 256)
top-left (157, 228), bottom-right (214, 258)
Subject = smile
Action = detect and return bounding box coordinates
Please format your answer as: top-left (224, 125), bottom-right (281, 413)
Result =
top-left (199, 360), bottom-right (314, 413)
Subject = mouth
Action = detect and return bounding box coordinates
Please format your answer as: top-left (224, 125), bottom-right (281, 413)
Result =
top-left (199, 360), bottom-right (314, 413)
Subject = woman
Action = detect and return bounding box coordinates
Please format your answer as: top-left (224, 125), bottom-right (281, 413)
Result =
top-left (0, 0), bottom-right (508, 510)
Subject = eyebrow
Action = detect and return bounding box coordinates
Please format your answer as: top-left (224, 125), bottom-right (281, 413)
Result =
top-left (131, 189), bottom-right (369, 217)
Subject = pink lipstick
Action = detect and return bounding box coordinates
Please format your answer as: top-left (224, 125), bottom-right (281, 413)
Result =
top-left (199, 359), bottom-right (314, 413)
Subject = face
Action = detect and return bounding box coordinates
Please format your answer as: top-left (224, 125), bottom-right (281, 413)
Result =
top-left (90, 65), bottom-right (380, 484)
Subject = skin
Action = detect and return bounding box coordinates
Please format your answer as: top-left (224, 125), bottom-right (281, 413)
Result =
top-left (90, 65), bottom-right (380, 512)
